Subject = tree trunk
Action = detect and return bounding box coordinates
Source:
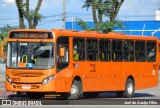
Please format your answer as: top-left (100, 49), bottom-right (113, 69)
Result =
top-left (110, 0), bottom-right (124, 22)
top-left (15, 0), bottom-right (25, 28)
top-left (15, 0), bottom-right (43, 29)
top-left (98, 0), bottom-right (102, 24)
top-left (32, 0), bottom-right (43, 28)
top-left (91, 0), bottom-right (98, 30)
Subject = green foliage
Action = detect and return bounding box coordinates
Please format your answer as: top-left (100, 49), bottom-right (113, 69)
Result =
top-left (0, 25), bottom-right (19, 34)
top-left (77, 18), bottom-right (124, 33)
top-left (83, 0), bottom-right (111, 17)
top-left (29, 10), bottom-right (45, 22)
top-left (76, 18), bottom-right (89, 30)
top-left (81, 0), bottom-right (124, 32)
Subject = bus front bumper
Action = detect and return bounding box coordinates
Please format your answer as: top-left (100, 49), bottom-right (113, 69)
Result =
top-left (5, 80), bottom-right (56, 92)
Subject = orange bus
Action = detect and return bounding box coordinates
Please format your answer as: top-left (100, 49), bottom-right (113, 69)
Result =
top-left (4, 29), bottom-right (159, 99)
top-left (158, 40), bottom-right (160, 67)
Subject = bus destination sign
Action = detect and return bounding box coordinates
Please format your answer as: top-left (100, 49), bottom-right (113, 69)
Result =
top-left (10, 32), bottom-right (53, 39)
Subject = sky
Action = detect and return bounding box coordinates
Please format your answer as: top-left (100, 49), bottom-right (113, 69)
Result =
top-left (0, 0), bottom-right (160, 30)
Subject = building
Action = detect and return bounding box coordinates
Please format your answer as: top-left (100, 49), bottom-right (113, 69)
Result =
top-left (66, 20), bottom-right (160, 39)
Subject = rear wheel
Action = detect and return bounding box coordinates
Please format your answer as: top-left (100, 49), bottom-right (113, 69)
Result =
top-left (123, 78), bottom-right (135, 98)
top-left (116, 78), bottom-right (135, 98)
top-left (83, 92), bottom-right (99, 98)
top-left (26, 92), bottom-right (44, 99)
top-left (63, 80), bottom-right (82, 100)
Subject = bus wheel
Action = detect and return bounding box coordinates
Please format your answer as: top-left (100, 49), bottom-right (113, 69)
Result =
top-left (26, 92), bottom-right (44, 99)
top-left (63, 80), bottom-right (82, 100)
top-left (83, 92), bottom-right (99, 98)
top-left (123, 78), bottom-right (135, 98)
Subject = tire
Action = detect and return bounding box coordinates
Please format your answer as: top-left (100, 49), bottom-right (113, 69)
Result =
top-left (116, 78), bottom-right (135, 98)
top-left (63, 80), bottom-right (82, 100)
top-left (26, 92), bottom-right (44, 99)
top-left (123, 78), bottom-right (135, 98)
top-left (83, 92), bottom-right (99, 98)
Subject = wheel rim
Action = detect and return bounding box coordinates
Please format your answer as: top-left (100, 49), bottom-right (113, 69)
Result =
top-left (71, 85), bottom-right (78, 95)
top-left (127, 83), bottom-right (133, 94)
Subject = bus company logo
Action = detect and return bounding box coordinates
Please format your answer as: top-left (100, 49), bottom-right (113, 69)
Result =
top-left (2, 100), bottom-right (11, 105)
top-left (1, 100), bottom-right (42, 106)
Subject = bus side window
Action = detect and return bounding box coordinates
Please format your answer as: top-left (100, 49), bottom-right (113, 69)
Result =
top-left (86, 39), bottom-right (98, 61)
top-left (146, 41), bottom-right (156, 62)
top-left (73, 38), bottom-right (85, 61)
top-left (135, 41), bottom-right (145, 62)
top-left (112, 40), bottom-right (122, 61)
top-left (99, 39), bottom-right (110, 61)
top-left (123, 40), bottom-right (134, 61)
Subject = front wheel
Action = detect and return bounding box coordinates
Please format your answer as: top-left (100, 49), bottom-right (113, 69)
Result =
top-left (62, 80), bottom-right (82, 100)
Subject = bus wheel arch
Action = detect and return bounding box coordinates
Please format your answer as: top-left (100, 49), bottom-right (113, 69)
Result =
top-left (116, 75), bottom-right (135, 98)
top-left (127, 75), bottom-right (135, 87)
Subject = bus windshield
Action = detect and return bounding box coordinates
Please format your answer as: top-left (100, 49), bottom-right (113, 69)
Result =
top-left (7, 42), bottom-right (54, 69)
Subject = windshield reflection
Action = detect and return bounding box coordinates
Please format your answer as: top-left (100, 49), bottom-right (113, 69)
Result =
top-left (7, 42), bottom-right (54, 69)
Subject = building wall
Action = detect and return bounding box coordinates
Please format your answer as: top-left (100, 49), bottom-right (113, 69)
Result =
top-left (66, 21), bottom-right (160, 39)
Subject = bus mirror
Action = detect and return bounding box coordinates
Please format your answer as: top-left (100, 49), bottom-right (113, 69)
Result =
top-left (60, 47), bottom-right (65, 57)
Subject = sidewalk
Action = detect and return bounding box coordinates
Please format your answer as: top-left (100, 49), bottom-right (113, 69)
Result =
top-left (0, 74), bottom-right (5, 82)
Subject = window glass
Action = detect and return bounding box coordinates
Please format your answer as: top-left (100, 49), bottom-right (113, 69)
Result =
top-left (112, 40), bottom-right (122, 61)
top-left (73, 38), bottom-right (85, 61)
top-left (86, 39), bottom-right (98, 61)
top-left (57, 37), bottom-right (69, 72)
top-left (146, 41), bottom-right (156, 62)
top-left (135, 41), bottom-right (145, 61)
top-left (99, 39), bottom-right (110, 61)
top-left (123, 40), bottom-right (134, 61)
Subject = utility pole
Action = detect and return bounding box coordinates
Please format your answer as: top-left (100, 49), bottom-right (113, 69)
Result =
top-left (62, 0), bottom-right (66, 29)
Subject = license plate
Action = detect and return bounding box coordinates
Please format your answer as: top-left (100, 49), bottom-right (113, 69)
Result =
top-left (22, 85), bottom-right (30, 89)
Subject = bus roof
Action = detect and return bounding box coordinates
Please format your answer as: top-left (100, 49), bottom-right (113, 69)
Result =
top-left (52, 29), bottom-right (158, 41)
top-left (8, 29), bottom-right (158, 41)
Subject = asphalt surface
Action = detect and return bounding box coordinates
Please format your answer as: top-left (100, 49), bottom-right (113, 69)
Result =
top-left (0, 63), bottom-right (5, 74)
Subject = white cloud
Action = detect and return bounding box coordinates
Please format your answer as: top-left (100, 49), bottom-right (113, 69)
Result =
top-left (4, 0), bottom-right (15, 4)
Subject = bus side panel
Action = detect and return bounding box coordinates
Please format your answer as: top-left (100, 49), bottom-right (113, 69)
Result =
top-left (102, 62), bottom-right (119, 91)
top-left (134, 62), bottom-right (158, 90)
top-left (55, 69), bottom-right (67, 92)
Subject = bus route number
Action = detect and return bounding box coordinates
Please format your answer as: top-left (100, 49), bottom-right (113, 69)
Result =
top-left (12, 77), bottom-right (21, 82)
top-left (90, 64), bottom-right (96, 72)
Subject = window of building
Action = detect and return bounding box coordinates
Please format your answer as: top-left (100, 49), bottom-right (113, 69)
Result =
top-left (112, 40), bottom-right (122, 61)
top-left (135, 41), bottom-right (145, 62)
top-left (86, 39), bottom-right (98, 61)
top-left (123, 40), bottom-right (134, 61)
top-left (73, 38), bottom-right (85, 61)
top-left (146, 41), bottom-right (156, 62)
top-left (99, 39), bottom-right (111, 61)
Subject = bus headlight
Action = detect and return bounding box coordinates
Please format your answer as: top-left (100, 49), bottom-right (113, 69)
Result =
top-left (6, 75), bottom-right (12, 84)
top-left (42, 75), bottom-right (54, 85)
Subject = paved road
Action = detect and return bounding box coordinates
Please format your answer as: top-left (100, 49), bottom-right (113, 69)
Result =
top-left (0, 64), bottom-right (5, 74)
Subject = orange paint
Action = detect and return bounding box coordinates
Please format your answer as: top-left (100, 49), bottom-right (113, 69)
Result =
top-left (5, 29), bottom-right (159, 94)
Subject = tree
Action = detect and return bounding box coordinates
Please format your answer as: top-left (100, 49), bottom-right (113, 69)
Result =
top-left (0, 25), bottom-right (19, 42)
top-left (15, 0), bottom-right (44, 29)
top-left (0, 25), bottom-right (19, 35)
top-left (81, 0), bottom-right (124, 32)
